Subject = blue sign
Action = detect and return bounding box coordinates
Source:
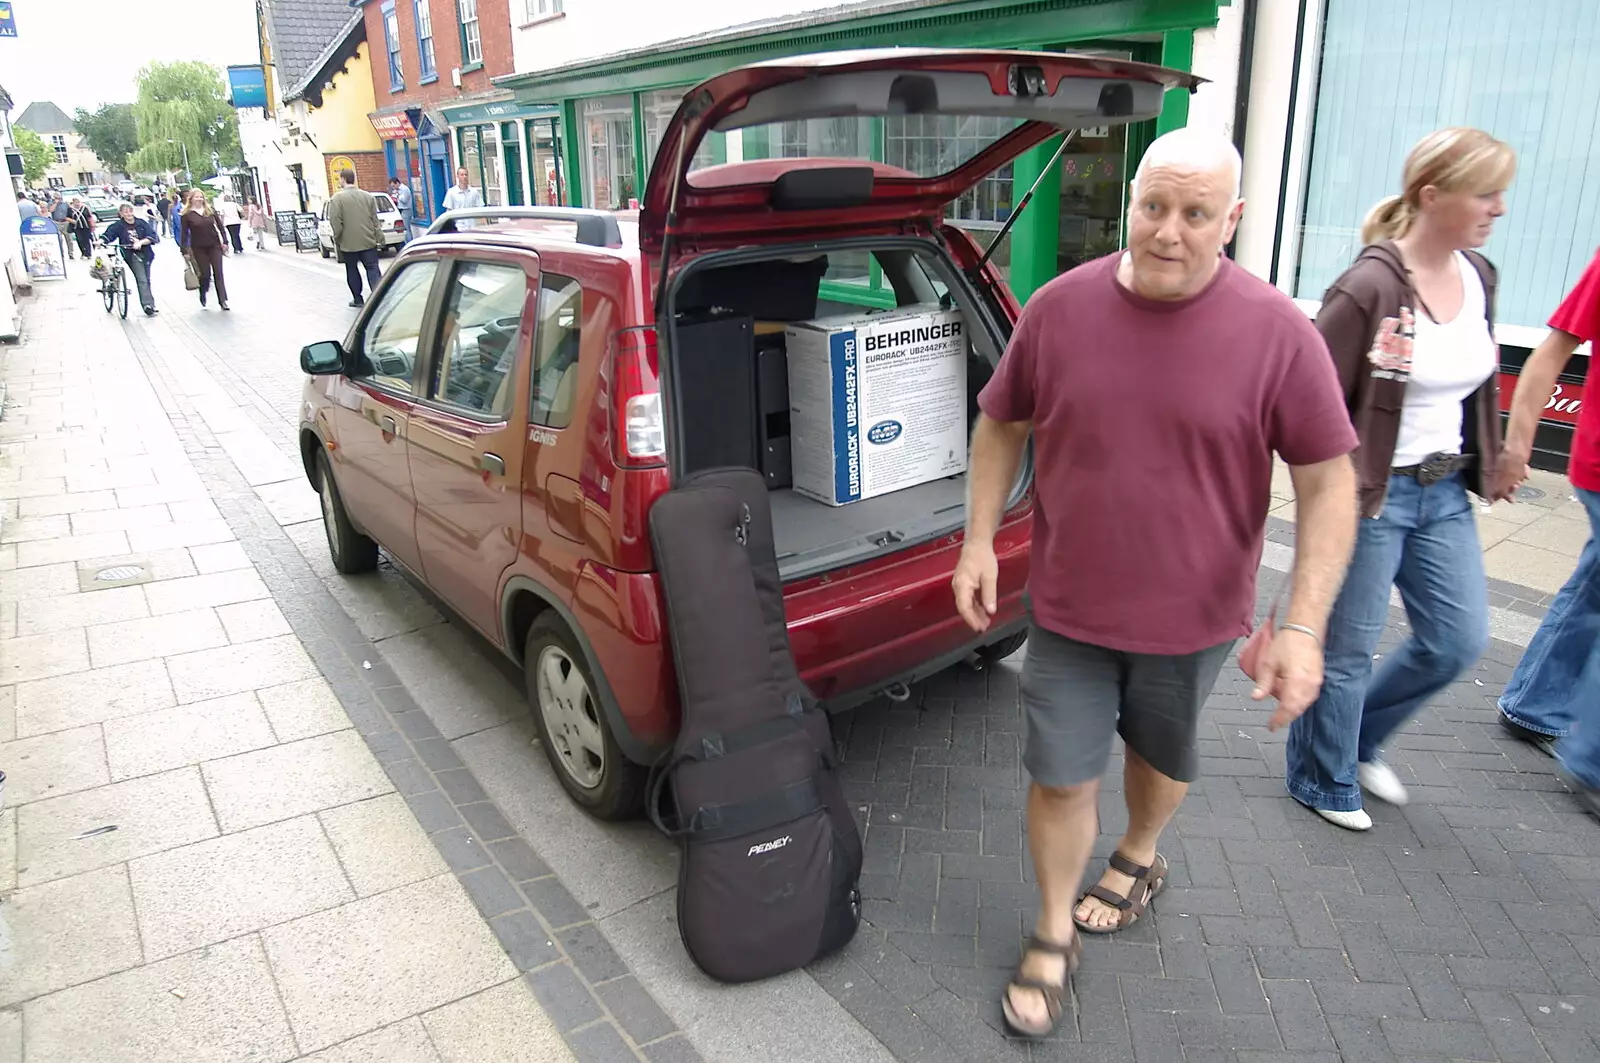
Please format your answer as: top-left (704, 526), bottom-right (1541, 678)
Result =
top-left (227, 65), bottom-right (267, 108)
top-left (0, 3), bottom-right (16, 37)
top-left (20, 215), bottom-right (58, 236)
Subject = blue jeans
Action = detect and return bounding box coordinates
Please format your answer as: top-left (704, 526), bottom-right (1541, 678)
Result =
top-left (1498, 487), bottom-right (1600, 785)
top-left (1285, 472), bottom-right (1489, 811)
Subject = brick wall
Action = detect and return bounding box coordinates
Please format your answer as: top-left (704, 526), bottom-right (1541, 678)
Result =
top-left (365, 0), bottom-right (515, 111)
top-left (324, 151), bottom-right (388, 192)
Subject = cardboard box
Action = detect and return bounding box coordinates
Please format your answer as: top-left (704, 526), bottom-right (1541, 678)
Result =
top-left (785, 305), bottom-right (968, 506)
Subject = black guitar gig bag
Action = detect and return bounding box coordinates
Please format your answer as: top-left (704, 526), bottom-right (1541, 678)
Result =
top-left (648, 467), bottom-right (862, 982)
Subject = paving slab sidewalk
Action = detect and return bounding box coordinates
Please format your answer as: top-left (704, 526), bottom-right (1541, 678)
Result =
top-left (0, 279), bottom-right (589, 1062)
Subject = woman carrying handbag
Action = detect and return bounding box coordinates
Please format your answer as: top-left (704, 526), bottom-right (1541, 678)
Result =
top-left (1283, 128), bottom-right (1516, 831)
top-left (179, 189), bottom-right (231, 311)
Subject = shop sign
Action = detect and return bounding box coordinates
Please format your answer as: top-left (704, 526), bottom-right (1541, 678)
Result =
top-left (370, 112), bottom-right (418, 139)
top-left (1497, 371), bottom-right (1584, 427)
top-left (0, 3), bottom-right (18, 38)
top-left (228, 65), bottom-right (267, 108)
top-left (327, 155), bottom-right (357, 189)
top-left (441, 100), bottom-right (559, 125)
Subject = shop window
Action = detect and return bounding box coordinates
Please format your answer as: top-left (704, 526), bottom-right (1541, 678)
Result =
top-left (1295, 0), bottom-right (1600, 327)
top-left (527, 119), bottom-right (565, 206)
top-left (479, 125), bottom-right (503, 206)
top-left (884, 115), bottom-right (1020, 279)
top-left (1058, 126), bottom-right (1128, 274)
top-left (641, 89), bottom-right (721, 178)
top-left (458, 0), bottom-right (483, 67)
top-left (414, 0), bottom-right (436, 81)
top-left (580, 95), bottom-right (636, 210)
top-left (381, 1), bottom-right (403, 90)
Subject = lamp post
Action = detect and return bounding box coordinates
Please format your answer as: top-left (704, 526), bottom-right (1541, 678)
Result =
top-left (166, 139), bottom-right (191, 185)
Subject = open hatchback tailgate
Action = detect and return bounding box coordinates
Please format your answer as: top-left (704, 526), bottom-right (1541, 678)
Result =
top-left (640, 48), bottom-right (1201, 247)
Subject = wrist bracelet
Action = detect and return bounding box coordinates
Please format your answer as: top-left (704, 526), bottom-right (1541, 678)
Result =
top-left (1279, 622), bottom-right (1322, 646)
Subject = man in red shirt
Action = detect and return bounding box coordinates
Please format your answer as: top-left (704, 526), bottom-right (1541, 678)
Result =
top-left (952, 128), bottom-right (1360, 1040)
top-left (1492, 250), bottom-right (1600, 809)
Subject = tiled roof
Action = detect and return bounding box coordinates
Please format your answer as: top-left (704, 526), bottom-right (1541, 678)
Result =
top-left (15, 101), bottom-right (74, 134)
top-left (263, 0), bottom-right (361, 92)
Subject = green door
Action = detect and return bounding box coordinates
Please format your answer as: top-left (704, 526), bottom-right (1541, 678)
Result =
top-left (503, 121), bottom-right (525, 206)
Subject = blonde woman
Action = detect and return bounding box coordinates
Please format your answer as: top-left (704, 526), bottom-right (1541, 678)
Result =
top-left (179, 189), bottom-right (230, 311)
top-left (1285, 128), bottom-right (1517, 830)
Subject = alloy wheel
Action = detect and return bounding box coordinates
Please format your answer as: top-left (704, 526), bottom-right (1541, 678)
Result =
top-left (536, 645), bottom-right (605, 790)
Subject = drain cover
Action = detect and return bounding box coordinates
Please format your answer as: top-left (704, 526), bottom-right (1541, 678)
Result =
top-left (1514, 485), bottom-right (1547, 502)
top-left (94, 565), bottom-right (144, 582)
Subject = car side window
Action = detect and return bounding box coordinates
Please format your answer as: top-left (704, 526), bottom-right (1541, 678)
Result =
top-left (530, 273), bottom-right (582, 429)
top-left (351, 261), bottom-right (438, 391)
top-left (428, 260), bottom-right (528, 419)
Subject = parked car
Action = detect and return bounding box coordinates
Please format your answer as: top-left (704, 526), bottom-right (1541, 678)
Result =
top-left (318, 192), bottom-right (406, 258)
top-left (297, 48), bottom-right (1193, 819)
top-left (86, 197), bottom-right (120, 222)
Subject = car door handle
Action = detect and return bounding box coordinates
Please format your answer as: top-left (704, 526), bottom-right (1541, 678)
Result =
top-left (478, 452), bottom-right (505, 476)
top-left (380, 415), bottom-right (398, 435)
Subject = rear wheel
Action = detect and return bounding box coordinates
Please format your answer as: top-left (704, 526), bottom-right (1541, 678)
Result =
top-left (116, 271), bottom-right (129, 319)
top-left (315, 449), bottom-right (379, 574)
top-left (102, 276), bottom-right (114, 314)
top-left (525, 615), bottom-right (644, 820)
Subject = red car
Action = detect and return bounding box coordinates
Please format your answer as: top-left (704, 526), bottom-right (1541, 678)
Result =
top-left (297, 49), bottom-right (1194, 818)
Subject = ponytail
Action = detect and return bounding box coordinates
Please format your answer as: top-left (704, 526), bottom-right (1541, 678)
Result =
top-left (1361, 194), bottom-right (1415, 245)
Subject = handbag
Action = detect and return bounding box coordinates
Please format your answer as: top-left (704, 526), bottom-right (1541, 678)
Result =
top-left (182, 257), bottom-right (199, 291)
top-left (1237, 583), bottom-right (1286, 682)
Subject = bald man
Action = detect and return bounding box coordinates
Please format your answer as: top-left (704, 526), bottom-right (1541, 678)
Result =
top-left (952, 128), bottom-right (1360, 1038)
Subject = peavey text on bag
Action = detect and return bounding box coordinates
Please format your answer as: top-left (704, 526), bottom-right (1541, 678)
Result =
top-left (648, 468), bottom-right (862, 982)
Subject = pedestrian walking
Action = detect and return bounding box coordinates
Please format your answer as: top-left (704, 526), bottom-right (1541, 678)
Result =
top-left (100, 202), bottom-right (159, 316)
top-left (328, 169), bottom-right (384, 307)
top-left (443, 166), bottom-right (483, 225)
top-left (48, 196), bottom-right (73, 258)
top-left (1491, 250), bottom-right (1600, 801)
top-left (217, 192), bottom-right (245, 253)
top-left (1284, 128), bottom-right (1517, 831)
top-left (168, 192), bottom-right (185, 244)
top-left (15, 193), bottom-right (38, 220)
top-left (952, 128), bottom-right (1359, 1040)
top-left (179, 189), bottom-right (231, 311)
top-left (67, 197), bottom-right (95, 260)
top-left (246, 197), bottom-right (268, 250)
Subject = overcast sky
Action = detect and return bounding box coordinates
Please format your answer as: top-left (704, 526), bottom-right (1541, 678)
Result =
top-left (1, 0), bottom-right (261, 117)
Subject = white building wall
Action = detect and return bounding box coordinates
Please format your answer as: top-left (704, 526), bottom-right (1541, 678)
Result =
top-left (1234, 0), bottom-right (1317, 284)
top-left (512, 0), bottom-right (853, 77)
top-left (1187, 1), bottom-right (1244, 146)
top-left (238, 67), bottom-right (337, 219)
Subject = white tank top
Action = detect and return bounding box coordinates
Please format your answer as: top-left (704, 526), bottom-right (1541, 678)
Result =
top-left (1392, 252), bottom-right (1497, 467)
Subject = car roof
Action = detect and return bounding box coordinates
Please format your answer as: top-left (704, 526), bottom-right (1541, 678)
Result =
top-left (406, 215), bottom-right (641, 261)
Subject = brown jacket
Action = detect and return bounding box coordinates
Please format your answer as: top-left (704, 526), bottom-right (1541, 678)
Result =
top-left (1313, 240), bottom-right (1501, 518)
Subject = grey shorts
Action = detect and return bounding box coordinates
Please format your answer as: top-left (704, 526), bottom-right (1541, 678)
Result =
top-left (1021, 624), bottom-right (1235, 788)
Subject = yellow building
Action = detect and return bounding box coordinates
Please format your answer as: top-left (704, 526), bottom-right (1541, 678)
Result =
top-left (246, 2), bottom-right (385, 217)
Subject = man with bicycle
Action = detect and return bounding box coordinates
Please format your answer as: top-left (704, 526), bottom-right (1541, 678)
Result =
top-left (100, 203), bottom-right (160, 316)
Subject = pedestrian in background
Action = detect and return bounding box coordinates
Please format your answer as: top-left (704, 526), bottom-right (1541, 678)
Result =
top-left (169, 192), bottom-right (185, 244)
top-left (443, 167), bottom-right (483, 228)
top-left (180, 189), bottom-right (231, 311)
top-left (246, 197), bottom-right (268, 250)
top-left (67, 197), bottom-right (95, 261)
top-left (1285, 128), bottom-right (1516, 831)
top-left (1492, 249), bottom-right (1600, 805)
top-left (217, 192), bottom-right (245, 253)
top-left (328, 169), bottom-right (383, 307)
top-left (389, 176), bottom-right (416, 241)
top-left (953, 128), bottom-right (1359, 1040)
top-left (48, 196), bottom-right (73, 258)
top-left (16, 193), bottom-right (38, 220)
top-left (100, 202), bottom-right (159, 316)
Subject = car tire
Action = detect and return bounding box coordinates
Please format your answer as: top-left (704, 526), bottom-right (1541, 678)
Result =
top-left (525, 615), bottom-right (645, 820)
top-left (971, 630), bottom-right (1028, 670)
top-left (315, 450), bottom-right (379, 574)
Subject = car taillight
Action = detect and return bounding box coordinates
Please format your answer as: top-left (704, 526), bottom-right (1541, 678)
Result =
top-left (609, 327), bottom-right (665, 468)
top-left (393, 220), bottom-right (404, 230)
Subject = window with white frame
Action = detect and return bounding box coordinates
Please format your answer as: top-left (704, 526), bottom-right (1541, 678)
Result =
top-left (641, 89), bottom-right (719, 177)
top-left (414, 0), bottom-right (436, 80)
top-left (1295, 0), bottom-right (1600, 328)
top-left (458, 0), bottom-right (482, 66)
top-left (524, 0), bottom-right (563, 21)
top-left (49, 134), bottom-right (67, 164)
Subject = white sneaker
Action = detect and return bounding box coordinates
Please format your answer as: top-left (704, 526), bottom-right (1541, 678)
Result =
top-left (1359, 759), bottom-right (1410, 806)
top-left (1313, 806), bottom-right (1373, 831)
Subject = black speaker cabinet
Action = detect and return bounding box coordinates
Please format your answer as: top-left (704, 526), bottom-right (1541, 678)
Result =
top-left (675, 310), bottom-right (757, 473)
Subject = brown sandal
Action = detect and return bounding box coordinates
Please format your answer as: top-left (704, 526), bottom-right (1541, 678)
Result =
top-left (1000, 932), bottom-right (1081, 1039)
top-left (1073, 851), bottom-right (1169, 935)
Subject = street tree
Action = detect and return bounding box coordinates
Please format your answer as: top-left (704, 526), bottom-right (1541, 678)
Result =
top-left (126, 61), bottom-right (242, 178)
top-left (13, 127), bottom-right (53, 184)
top-left (74, 103), bottom-right (140, 173)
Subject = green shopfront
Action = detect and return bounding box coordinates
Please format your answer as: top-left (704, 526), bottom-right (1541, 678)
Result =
top-left (498, 0), bottom-right (1231, 304)
top-left (442, 98), bottom-right (571, 209)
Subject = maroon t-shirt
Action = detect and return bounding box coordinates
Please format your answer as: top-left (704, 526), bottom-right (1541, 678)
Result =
top-left (979, 254), bottom-right (1358, 655)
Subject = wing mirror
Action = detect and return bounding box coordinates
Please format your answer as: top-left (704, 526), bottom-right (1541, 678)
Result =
top-left (300, 340), bottom-right (346, 375)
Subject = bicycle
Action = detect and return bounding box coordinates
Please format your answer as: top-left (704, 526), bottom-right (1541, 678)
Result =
top-left (92, 242), bottom-right (130, 319)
